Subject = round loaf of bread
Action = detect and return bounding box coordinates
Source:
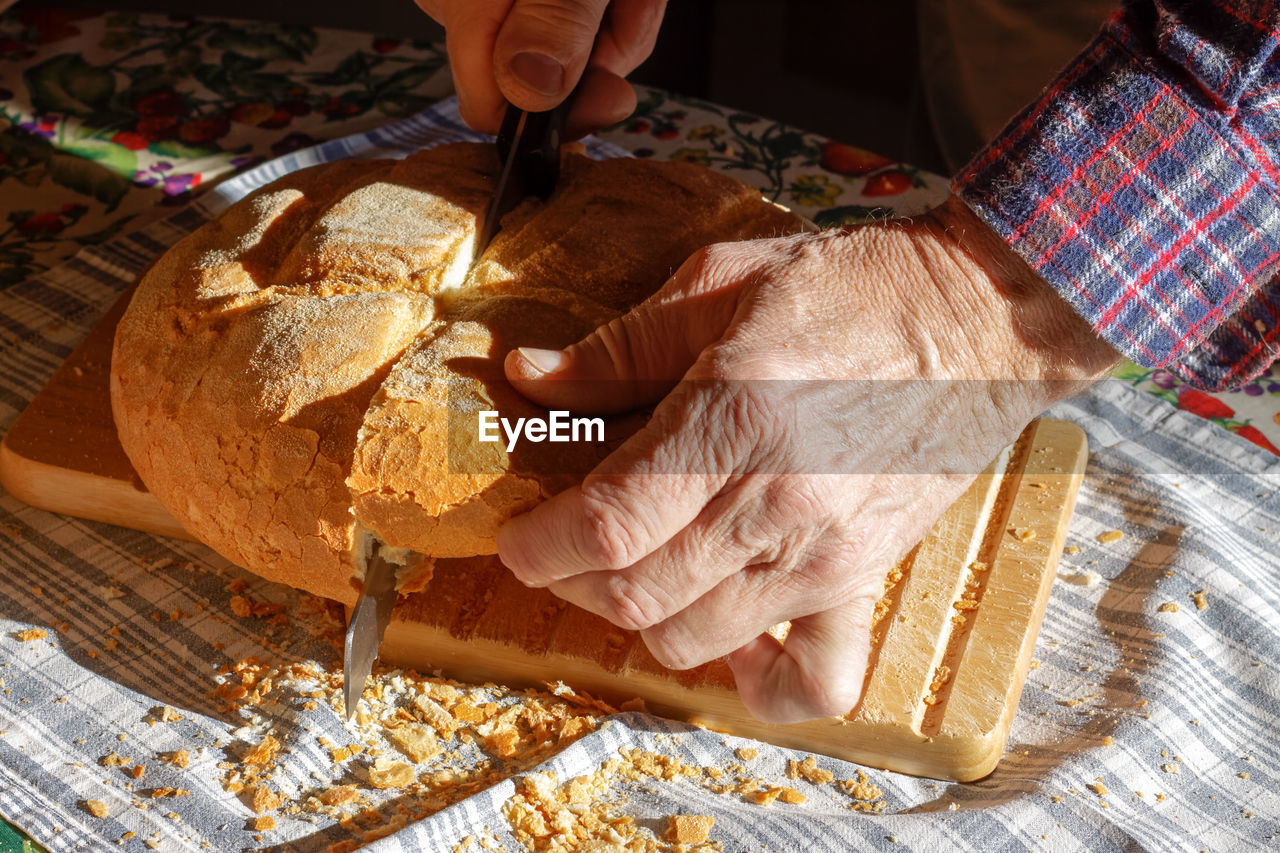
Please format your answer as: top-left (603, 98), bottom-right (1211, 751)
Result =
top-left (110, 142), bottom-right (804, 604)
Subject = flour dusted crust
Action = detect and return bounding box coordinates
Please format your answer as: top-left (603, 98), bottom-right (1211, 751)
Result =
top-left (111, 143), bottom-right (804, 604)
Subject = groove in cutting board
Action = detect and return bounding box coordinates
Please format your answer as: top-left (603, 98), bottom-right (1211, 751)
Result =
top-left (0, 292), bottom-right (1088, 781)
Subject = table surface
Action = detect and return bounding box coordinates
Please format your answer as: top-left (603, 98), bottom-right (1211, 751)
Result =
top-left (1, 7), bottom-right (1279, 853)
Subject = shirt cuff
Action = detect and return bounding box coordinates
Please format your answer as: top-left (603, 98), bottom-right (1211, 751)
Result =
top-left (953, 27), bottom-right (1280, 391)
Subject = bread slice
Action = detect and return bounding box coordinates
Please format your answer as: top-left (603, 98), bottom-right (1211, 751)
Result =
top-left (111, 143), bottom-right (805, 603)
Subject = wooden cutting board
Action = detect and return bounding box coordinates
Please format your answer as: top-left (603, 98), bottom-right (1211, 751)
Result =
top-left (0, 290), bottom-right (1089, 781)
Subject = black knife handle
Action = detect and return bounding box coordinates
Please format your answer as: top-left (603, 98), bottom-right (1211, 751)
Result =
top-left (496, 98), bottom-right (571, 200)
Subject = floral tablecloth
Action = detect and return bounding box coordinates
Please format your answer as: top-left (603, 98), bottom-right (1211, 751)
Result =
top-left (2, 6), bottom-right (1279, 853)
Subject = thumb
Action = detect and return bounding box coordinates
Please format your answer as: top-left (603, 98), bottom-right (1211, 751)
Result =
top-left (494, 0), bottom-right (611, 109)
top-left (504, 252), bottom-right (742, 414)
top-left (726, 598), bottom-right (877, 724)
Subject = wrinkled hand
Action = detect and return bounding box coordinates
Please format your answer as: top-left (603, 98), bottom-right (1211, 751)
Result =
top-left (413, 0), bottom-right (668, 136)
top-left (497, 197), bottom-right (1120, 724)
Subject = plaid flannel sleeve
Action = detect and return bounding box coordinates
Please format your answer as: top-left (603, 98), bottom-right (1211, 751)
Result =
top-left (954, 0), bottom-right (1280, 390)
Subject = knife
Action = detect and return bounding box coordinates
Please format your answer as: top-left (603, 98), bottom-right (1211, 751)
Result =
top-left (476, 99), bottom-right (571, 252)
top-left (342, 101), bottom-right (572, 720)
top-left (342, 547), bottom-right (399, 721)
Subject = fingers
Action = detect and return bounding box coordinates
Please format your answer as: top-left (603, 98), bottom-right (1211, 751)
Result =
top-left (493, 0), bottom-right (612, 109)
top-left (591, 0), bottom-right (667, 74)
top-left (544, 480), bottom-right (769, 630)
top-left (562, 66), bottom-right (636, 139)
top-left (726, 599), bottom-right (879, 723)
top-left (440, 1), bottom-right (516, 133)
top-left (504, 245), bottom-right (745, 414)
top-left (428, 0), bottom-right (668, 134)
top-left (497, 379), bottom-right (740, 586)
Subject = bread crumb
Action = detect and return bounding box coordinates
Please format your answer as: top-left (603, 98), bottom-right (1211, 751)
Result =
top-left (386, 723), bottom-right (441, 764)
top-left (15, 628), bottom-right (47, 642)
top-left (1088, 782), bottom-right (1108, 796)
top-left (160, 749), bottom-right (189, 769)
top-left (328, 743), bottom-right (363, 763)
top-left (1102, 736), bottom-right (1115, 746)
top-left (1097, 530), bottom-right (1124, 543)
top-left (483, 725), bottom-right (520, 758)
top-left (368, 758), bottom-right (415, 789)
top-left (252, 816), bottom-right (276, 831)
top-left (747, 787), bottom-right (783, 806)
top-left (663, 814), bottom-right (714, 844)
top-left (734, 747), bottom-right (758, 762)
top-left (1012, 527), bottom-right (1037, 542)
top-left (1161, 763), bottom-right (1180, 774)
top-left (1190, 590), bottom-right (1208, 610)
top-left (787, 755), bottom-right (834, 784)
top-left (318, 785), bottom-right (360, 806)
top-left (1158, 602), bottom-right (1179, 613)
top-left (242, 735), bottom-right (281, 766)
top-left (82, 800), bottom-right (109, 818)
top-left (251, 784), bottom-right (281, 814)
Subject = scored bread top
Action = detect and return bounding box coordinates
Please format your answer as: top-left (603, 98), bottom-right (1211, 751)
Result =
top-left (110, 142), bottom-right (804, 604)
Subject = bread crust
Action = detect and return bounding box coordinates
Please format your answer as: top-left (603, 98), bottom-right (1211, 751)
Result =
top-left (110, 143), bottom-right (804, 602)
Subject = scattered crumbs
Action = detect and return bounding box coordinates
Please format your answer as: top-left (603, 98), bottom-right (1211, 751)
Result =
top-left (160, 750), bottom-right (189, 769)
top-left (1161, 763), bottom-right (1180, 775)
top-left (1158, 602), bottom-right (1179, 613)
top-left (840, 770), bottom-right (885, 812)
top-left (663, 814), bottom-right (714, 844)
top-left (1088, 781), bottom-right (1108, 797)
top-left (787, 755), bottom-right (835, 785)
top-left (1190, 590), bottom-right (1208, 611)
top-left (82, 800), bottom-right (109, 818)
top-left (1097, 530), bottom-right (1124, 544)
top-left (15, 628), bottom-right (47, 642)
top-left (1155, 793), bottom-right (1167, 802)
top-left (734, 747), bottom-right (758, 762)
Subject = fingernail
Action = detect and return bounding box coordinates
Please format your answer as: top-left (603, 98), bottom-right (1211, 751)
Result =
top-left (517, 347), bottom-right (565, 375)
top-left (509, 51), bottom-right (564, 96)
